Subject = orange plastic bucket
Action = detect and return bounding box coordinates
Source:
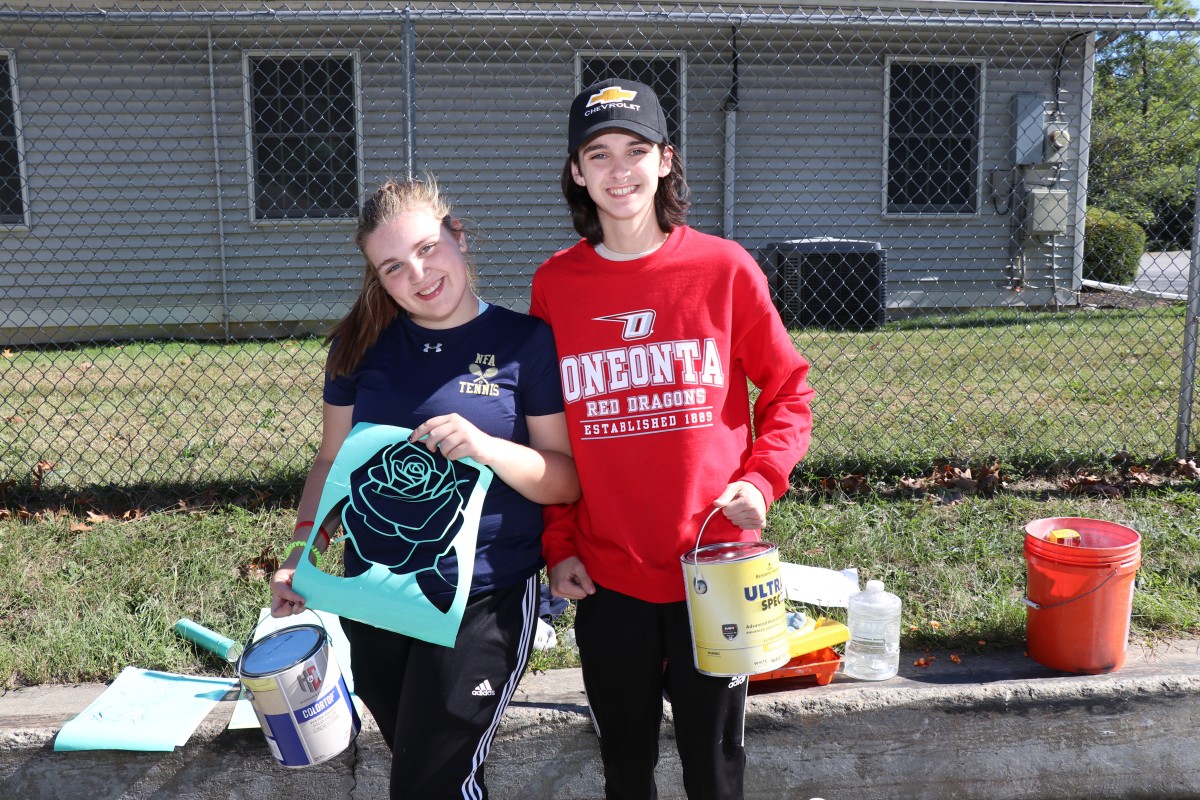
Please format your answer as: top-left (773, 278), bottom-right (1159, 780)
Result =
top-left (1023, 517), bottom-right (1141, 674)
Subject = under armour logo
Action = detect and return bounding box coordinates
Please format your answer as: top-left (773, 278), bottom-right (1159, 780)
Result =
top-left (594, 310), bottom-right (655, 341)
top-left (423, 343), bottom-right (443, 353)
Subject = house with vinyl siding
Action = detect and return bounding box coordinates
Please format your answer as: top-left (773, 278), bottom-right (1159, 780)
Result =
top-left (0, 0), bottom-right (1153, 344)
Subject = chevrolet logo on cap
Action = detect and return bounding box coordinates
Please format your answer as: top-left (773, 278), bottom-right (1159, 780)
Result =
top-left (586, 86), bottom-right (638, 107)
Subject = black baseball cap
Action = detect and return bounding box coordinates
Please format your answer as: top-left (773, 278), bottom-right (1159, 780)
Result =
top-left (567, 79), bottom-right (670, 156)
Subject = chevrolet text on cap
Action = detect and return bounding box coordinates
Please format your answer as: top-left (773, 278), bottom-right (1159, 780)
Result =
top-left (586, 86), bottom-right (640, 111)
top-left (568, 79), bottom-right (670, 155)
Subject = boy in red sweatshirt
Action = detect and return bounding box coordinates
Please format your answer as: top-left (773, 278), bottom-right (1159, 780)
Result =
top-left (530, 78), bottom-right (814, 800)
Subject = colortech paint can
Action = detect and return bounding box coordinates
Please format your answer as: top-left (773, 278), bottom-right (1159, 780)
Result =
top-left (681, 540), bottom-right (791, 677)
top-left (237, 623), bottom-right (360, 767)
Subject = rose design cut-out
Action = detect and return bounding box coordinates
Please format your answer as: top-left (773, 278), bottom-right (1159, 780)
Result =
top-left (342, 441), bottom-right (477, 574)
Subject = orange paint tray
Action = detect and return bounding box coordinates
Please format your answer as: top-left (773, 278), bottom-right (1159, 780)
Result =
top-left (749, 646), bottom-right (842, 690)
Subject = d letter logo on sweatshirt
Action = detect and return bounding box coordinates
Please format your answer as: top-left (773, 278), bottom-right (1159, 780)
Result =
top-left (595, 310), bottom-right (655, 341)
top-left (558, 307), bottom-right (726, 440)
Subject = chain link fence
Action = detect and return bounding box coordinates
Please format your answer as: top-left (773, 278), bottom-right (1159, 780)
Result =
top-left (2, 2), bottom-right (1199, 493)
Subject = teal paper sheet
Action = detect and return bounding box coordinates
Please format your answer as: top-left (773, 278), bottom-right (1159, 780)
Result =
top-left (292, 423), bottom-right (492, 648)
top-left (53, 666), bottom-right (237, 752)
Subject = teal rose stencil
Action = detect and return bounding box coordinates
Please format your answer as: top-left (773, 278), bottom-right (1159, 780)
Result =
top-left (343, 441), bottom-right (480, 602)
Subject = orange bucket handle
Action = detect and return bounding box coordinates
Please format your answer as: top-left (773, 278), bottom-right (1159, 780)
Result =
top-left (1022, 557), bottom-right (1138, 611)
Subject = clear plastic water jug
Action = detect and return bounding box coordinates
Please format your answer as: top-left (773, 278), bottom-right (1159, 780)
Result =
top-left (843, 579), bottom-right (902, 680)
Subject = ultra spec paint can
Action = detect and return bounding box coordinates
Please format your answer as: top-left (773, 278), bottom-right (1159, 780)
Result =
top-left (681, 530), bottom-right (791, 677)
top-left (237, 622), bottom-right (360, 767)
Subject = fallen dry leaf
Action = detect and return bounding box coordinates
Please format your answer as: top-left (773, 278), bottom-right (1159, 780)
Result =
top-left (85, 510), bottom-right (110, 524)
top-left (975, 461), bottom-right (1003, 496)
top-left (820, 474), bottom-right (870, 495)
top-left (34, 460), bottom-right (55, 479)
top-left (950, 654), bottom-right (962, 665)
top-left (69, 522), bottom-right (93, 533)
top-left (239, 544), bottom-right (279, 580)
top-left (1126, 465), bottom-right (1154, 485)
top-left (1175, 459), bottom-right (1200, 479)
top-left (1064, 472), bottom-right (1123, 498)
top-left (1, 348), bottom-right (12, 358)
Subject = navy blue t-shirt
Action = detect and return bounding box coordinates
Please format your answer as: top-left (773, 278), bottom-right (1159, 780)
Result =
top-left (324, 305), bottom-right (564, 597)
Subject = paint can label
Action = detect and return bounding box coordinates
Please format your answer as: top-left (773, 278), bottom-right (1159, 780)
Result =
top-left (240, 630), bottom-right (360, 767)
top-left (682, 543), bottom-right (790, 676)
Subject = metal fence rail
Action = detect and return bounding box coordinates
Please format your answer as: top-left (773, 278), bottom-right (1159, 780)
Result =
top-left (1, 2), bottom-right (1198, 491)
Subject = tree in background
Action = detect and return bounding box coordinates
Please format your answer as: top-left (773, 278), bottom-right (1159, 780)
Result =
top-left (1088, 0), bottom-right (1200, 250)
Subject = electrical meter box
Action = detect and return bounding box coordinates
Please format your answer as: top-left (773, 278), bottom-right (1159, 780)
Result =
top-left (1012, 94), bottom-right (1046, 166)
top-left (1026, 188), bottom-right (1070, 235)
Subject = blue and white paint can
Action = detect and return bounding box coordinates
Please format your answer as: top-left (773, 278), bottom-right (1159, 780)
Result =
top-left (237, 623), bottom-right (360, 767)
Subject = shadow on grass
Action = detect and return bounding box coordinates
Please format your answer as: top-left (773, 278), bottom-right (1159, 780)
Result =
top-left (4, 454), bottom-right (1197, 516)
top-left (792, 454), bottom-right (1199, 506)
top-left (0, 473), bottom-right (308, 516)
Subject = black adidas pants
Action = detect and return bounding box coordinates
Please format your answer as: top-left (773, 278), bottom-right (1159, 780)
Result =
top-left (342, 574), bottom-right (537, 800)
top-left (575, 583), bottom-right (748, 800)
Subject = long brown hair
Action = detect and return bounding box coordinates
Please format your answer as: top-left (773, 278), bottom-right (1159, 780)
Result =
top-left (561, 139), bottom-right (690, 245)
top-left (325, 177), bottom-right (463, 378)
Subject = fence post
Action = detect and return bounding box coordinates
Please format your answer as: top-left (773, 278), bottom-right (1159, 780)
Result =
top-left (1175, 158), bottom-right (1200, 459)
top-left (206, 25), bottom-right (230, 342)
top-left (403, 10), bottom-right (416, 178)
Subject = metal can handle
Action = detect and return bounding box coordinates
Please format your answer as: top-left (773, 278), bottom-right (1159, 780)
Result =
top-left (689, 506), bottom-right (763, 591)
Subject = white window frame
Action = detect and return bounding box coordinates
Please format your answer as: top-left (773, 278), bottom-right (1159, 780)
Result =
top-left (0, 50), bottom-right (31, 230)
top-left (882, 56), bottom-right (985, 219)
top-left (574, 51), bottom-right (688, 160)
top-left (241, 49), bottom-right (365, 225)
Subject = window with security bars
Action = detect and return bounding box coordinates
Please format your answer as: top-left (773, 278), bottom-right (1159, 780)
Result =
top-left (885, 60), bottom-right (981, 216)
top-left (577, 54), bottom-right (684, 148)
top-left (246, 52), bottom-right (361, 221)
top-left (0, 51), bottom-right (26, 227)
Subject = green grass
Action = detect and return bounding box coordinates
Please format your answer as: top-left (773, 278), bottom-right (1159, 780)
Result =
top-left (1, 338), bottom-right (327, 489)
top-left (0, 303), bottom-right (1193, 492)
top-left (2, 484), bottom-right (1197, 688)
top-left (796, 304), bottom-right (1189, 474)
top-left (2, 303), bottom-right (1199, 686)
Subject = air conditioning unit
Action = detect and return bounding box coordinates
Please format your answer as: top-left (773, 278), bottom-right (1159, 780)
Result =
top-left (760, 239), bottom-right (887, 331)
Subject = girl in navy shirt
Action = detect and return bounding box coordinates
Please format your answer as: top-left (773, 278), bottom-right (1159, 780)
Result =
top-left (271, 177), bottom-right (578, 800)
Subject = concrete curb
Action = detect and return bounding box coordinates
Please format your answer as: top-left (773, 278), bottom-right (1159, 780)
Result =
top-left (3, 640), bottom-right (1200, 799)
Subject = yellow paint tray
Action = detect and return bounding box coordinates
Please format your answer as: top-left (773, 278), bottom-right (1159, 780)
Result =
top-left (788, 617), bottom-right (850, 658)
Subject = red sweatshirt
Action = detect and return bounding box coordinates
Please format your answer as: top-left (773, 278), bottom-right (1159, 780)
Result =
top-left (530, 226), bottom-right (814, 603)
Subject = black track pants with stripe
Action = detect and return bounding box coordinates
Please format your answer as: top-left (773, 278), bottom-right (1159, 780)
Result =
top-left (575, 583), bottom-right (748, 800)
top-left (343, 574), bottom-right (537, 800)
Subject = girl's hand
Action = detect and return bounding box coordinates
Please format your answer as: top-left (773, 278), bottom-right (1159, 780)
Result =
top-left (270, 568), bottom-right (307, 617)
top-left (548, 556), bottom-right (596, 600)
top-left (409, 413), bottom-right (498, 464)
top-left (712, 481), bottom-right (767, 530)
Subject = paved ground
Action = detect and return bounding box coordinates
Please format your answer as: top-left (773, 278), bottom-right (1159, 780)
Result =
top-left (1136, 251), bottom-right (1193, 298)
top-left (2, 638), bottom-right (1199, 799)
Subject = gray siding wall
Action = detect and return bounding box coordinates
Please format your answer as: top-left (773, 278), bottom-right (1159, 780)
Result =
top-left (731, 28), bottom-right (1087, 311)
top-left (0, 17), bottom-right (1091, 344)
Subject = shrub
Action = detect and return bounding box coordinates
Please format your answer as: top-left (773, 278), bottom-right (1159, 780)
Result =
top-left (1084, 207), bottom-right (1146, 285)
